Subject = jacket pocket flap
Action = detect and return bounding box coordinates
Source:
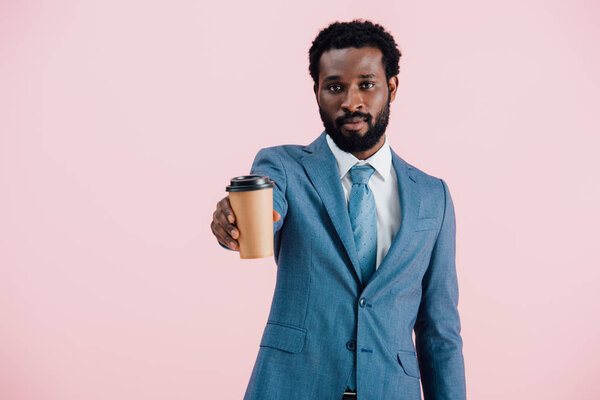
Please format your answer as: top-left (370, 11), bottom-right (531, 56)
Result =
top-left (260, 322), bottom-right (307, 354)
top-left (397, 351), bottom-right (420, 378)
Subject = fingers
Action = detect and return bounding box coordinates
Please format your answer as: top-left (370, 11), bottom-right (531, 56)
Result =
top-left (220, 197), bottom-right (236, 224)
top-left (273, 210), bottom-right (281, 222)
top-left (211, 218), bottom-right (238, 250)
top-left (211, 197), bottom-right (239, 251)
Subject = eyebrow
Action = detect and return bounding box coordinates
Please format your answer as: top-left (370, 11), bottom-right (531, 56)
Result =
top-left (322, 73), bottom-right (377, 82)
top-left (323, 75), bottom-right (341, 82)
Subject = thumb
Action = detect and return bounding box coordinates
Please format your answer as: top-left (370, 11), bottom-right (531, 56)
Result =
top-left (273, 210), bottom-right (281, 222)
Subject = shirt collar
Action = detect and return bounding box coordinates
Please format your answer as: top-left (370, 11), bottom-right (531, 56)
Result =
top-left (325, 132), bottom-right (392, 181)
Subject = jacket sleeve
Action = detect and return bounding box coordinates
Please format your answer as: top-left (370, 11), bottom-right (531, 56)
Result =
top-left (414, 179), bottom-right (466, 400)
top-left (249, 148), bottom-right (288, 234)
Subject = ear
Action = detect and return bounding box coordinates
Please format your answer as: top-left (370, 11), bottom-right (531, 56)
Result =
top-left (388, 76), bottom-right (399, 102)
top-left (313, 83), bottom-right (319, 103)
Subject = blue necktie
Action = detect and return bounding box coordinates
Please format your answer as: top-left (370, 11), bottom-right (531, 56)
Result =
top-left (346, 164), bottom-right (377, 392)
top-left (348, 164), bottom-right (377, 284)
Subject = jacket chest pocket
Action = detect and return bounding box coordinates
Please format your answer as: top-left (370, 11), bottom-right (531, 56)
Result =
top-left (414, 217), bottom-right (438, 232)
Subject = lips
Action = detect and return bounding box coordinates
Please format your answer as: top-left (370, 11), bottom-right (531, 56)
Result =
top-left (341, 117), bottom-right (367, 130)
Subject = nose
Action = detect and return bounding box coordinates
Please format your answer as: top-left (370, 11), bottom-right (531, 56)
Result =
top-left (341, 86), bottom-right (363, 114)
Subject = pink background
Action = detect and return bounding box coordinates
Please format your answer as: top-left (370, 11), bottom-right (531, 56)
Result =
top-left (1, 1), bottom-right (599, 399)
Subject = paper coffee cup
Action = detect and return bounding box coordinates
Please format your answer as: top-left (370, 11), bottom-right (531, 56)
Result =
top-left (226, 175), bottom-right (275, 259)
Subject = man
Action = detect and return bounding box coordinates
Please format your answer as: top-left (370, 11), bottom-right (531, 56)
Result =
top-left (210, 20), bottom-right (466, 400)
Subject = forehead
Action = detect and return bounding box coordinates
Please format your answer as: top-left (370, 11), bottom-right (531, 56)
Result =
top-left (318, 46), bottom-right (385, 79)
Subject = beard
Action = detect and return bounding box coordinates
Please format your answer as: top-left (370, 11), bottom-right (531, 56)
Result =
top-left (319, 95), bottom-right (391, 154)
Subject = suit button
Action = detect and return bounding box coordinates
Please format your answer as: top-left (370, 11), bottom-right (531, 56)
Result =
top-left (359, 298), bottom-right (366, 308)
top-left (346, 340), bottom-right (356, 351)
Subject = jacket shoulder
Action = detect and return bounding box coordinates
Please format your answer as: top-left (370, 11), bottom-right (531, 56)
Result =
top-left (395, 151), bottom-right (446, 189)
top-left (409, 163), bottom-right (443, 186)
top-left (254, 143), bottom-right (308, 163)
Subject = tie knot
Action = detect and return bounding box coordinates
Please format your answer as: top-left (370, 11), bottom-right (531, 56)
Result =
top-left (349, 164), bottom-right (375, 185)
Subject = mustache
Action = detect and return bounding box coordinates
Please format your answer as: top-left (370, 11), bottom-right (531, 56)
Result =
top-left (335, 111), bottom-right (372, 126)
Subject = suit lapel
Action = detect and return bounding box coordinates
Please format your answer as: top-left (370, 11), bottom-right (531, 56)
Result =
top-left (366, 149), bottom-right (421, 285)
top-left (301, 132), bottom-right (364, 285)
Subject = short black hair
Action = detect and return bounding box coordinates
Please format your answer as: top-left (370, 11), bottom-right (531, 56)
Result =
top-left (308, 19), bottom-right (401, 88)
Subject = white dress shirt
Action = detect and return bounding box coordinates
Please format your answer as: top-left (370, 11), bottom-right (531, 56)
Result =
top-left (326, 134), bottom-right (402, 270)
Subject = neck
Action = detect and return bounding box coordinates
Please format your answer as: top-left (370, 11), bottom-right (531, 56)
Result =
top-left (352, 134), bottom-right (386, 160)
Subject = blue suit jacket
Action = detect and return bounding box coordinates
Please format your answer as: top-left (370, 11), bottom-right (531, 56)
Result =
top-left (241, 132), bottom-right (465, 400)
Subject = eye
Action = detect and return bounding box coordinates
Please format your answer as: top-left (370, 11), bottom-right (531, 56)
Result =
top-left (327, 84), bottom-right (343, 93)
top-left (360, 81), bottom-right (375, 89)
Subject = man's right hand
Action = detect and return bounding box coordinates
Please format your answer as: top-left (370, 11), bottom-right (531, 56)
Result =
top-left (210, 196), bottom-right (281, 251)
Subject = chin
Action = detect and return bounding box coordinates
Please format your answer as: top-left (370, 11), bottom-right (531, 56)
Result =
top-left (342, 127), bottom-right (367, 136)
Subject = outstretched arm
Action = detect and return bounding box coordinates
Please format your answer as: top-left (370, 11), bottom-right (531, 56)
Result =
top-left (249, 148), bottom-right (288, 234)
top-left (211, 147), bottom-right (287, 251)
